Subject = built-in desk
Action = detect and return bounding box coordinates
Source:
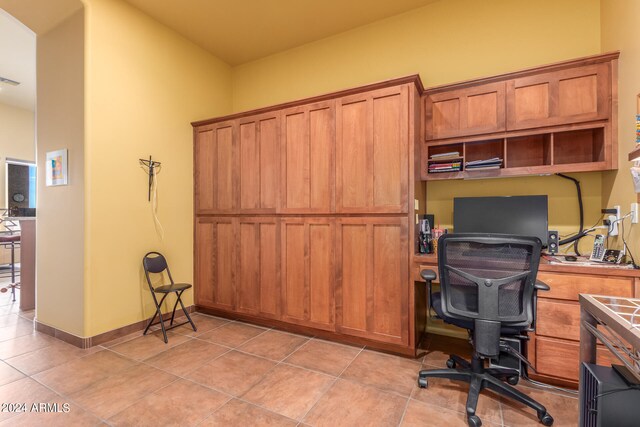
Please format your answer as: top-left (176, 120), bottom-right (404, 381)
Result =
top-left (413, 253), bottom-right (640, 387)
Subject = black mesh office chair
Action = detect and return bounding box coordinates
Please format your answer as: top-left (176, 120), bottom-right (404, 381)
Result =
top-left (418, 234), bottom-right (553, 427)
top-left (142, 252), bottom-right (197, 343)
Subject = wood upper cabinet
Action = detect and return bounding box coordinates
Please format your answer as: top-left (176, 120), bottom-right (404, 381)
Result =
top-left (336, 85), bottom-right (409, 214)
top-left (280, 218), bottom-right (335, 331)
top-left (194, 122), bottom-right (236, 213)
top-left (237, 113), bottom-right (280, 212)
top-left (425, 81), bottom-right (506, 140)
top-left (236, 217), bottom-right (280, 319)
top-left (506, 63), bottom-right (611, 131)
top-left (194, 217), bottom-right (236, 311)
top-left (336, 217), bottom-right (409, 345)
top-left (280, 101), bottom-right (335, 213)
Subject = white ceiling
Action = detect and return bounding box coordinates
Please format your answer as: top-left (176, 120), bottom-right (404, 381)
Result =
top-left (0, 9), bottom-right (35, 111)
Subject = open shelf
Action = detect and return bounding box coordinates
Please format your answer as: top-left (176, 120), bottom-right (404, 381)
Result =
top-left (422, 126), bottom-right (609, 180)
top-left (506, 134), bottom-right (551, 168)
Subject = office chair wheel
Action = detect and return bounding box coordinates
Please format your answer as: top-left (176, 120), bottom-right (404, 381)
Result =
top-left (417, 377), bottom-right (428, 388)
top-left (467, 415), bottom-right (482, 427)
top-left (538, 412), bottom-right (553, 426)
top-left (507, 375), bottom-right (519, 386)
top-left (446, 358), bottom-right (456, 369)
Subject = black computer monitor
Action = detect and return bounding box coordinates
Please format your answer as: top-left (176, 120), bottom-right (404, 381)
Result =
top-left (453, 195), bottom-right (548, 243)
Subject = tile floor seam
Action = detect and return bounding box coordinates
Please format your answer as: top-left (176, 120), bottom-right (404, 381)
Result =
top-left (25, 369), bottom-right (109, 425)
top-left (101, 375), bottom-right (188, 423)
top-left (294, 345), bottom-right (367, 425)
top-left (396, 394), bottom-right (413, 427)
top-left (191, 394), bottom-right (235, 427)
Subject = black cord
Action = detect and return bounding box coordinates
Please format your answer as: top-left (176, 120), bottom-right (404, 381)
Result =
top-left (621, 218), bottom-right (639, 269)
top-left (588, 385), bottom-right (640, 413)
top-left (555, 174), bottom-right (586, 251)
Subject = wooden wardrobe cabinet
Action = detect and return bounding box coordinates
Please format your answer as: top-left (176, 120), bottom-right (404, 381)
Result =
top-left (506, 62), bottom-right (611, 131)
top-left (336, 217), bottom-right (409, 346)
top-left (194, 217), bottom-right (236, 311)
top-left (280, 101), bottom-right (335, 214)
top-left (425, 81), bottom-right (506, 140)
top-left (280, 218), bottom-right (335, 331)
top-left (194, 122), bottom-right (236, 214)
top-left (193, 76), bottom-right (421, 356)
top-left (236, 217), bottom-right (280, 319)
top-left (237, 113), bottom-right (280, 213)
top-left (336, 85), bottom-right (410, 214)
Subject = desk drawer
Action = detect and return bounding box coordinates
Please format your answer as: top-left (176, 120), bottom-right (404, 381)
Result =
top-left (535, 336), bottom-right (618, 381)
top-left (536, 299), bottom-right (580, 340)
top-left (537, 272), bottom-right (633, 301)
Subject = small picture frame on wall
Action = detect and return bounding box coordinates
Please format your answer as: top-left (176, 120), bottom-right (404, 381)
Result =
top-left (46, 149), bottom-right (68, 186)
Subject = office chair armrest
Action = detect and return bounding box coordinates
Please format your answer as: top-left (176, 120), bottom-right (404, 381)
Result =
top-left (421, 269), bottom-right (437, 282)
top-left (530, 280), bottom-right (550, 332)
top-left (421, 269), bottom-right (437, 317)
top-left (534, 280), bottom-right (550, 292)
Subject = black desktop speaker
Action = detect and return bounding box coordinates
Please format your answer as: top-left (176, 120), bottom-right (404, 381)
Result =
top-left (547, 230), bottom-right (559, 254)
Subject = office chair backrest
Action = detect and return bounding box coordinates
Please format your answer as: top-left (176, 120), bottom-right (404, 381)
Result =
top-left (437, 233), bottom-right (541, 327)
top-left (142, 252), bottom-right (175, 289)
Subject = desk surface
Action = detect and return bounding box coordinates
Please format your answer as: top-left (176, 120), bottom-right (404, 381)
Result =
top-left (414, 253), bottom-right (640, 278)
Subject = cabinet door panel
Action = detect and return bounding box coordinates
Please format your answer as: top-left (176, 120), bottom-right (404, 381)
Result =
top-left (336, 218), bottom-right (409, 345)
top-left (337, 223), bottom-right (368, 333)
top-left (281, 218), bottom-right (335, 330)
top-left (336, 85), bottom-right (409, 213)
top-left (425, 82), bottom-right (505, 140)
top-left (506, 63), bottom-right (610, 130)
top-left (236, 217), bottom-right (280, 318)
top-left (280, 101), bottom-right (335, 213)
top-left (195, 217), bottom-right (236, 311)
top-left (194, 123), bottom-right (236, 213)
top-left (337, 99), bottom-right (370, 210)
top-left (238, 113), bottom-right (279, 212)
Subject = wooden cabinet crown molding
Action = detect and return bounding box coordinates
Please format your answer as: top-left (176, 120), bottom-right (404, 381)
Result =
top-left (424, 51), bottom-right (620, 95)
top-left (192, 75), bottom-right (424, 127)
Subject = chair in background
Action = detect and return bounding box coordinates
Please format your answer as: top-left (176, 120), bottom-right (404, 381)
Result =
top-left (418, 234), bottom-right (553, 427)
top-left (0, 214), bottom-right (21, 302)
top-left (142, 251), bottom-right (197, 343)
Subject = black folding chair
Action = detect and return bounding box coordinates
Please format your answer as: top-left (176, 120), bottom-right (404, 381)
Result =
top-left (142, 252), bottom-right (196, 343)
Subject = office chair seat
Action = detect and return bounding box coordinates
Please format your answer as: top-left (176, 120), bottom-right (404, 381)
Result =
top-left (431, 292), bottom-right (523, 335)
top-left (153, 283), bottom-right (192, 293)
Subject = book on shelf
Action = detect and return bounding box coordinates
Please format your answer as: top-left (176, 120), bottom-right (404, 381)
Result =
top-left (465, 158), bottom-right (503, 168)
top-left (429, 161), bottom-right (461, 169)
top-left (428, 167), bottom-right (461, 173)
top-left (430, 151), bottom-right (460, 159)
top-left (465, 165), bottom-right (501, 171)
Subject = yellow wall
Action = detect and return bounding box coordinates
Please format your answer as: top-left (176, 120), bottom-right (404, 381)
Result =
top-left (0, 103), bottom-right (35, 207)
top-left (232, 0), bottom-right (600, 112)
top-left (601, 0), bottom-right (640, 256)
top-left (36, 8), bottom-right (85, 336)
top-left (232, 0), bottom-right (602, 254)
top-left (83, 0), bottom-right (232, 336)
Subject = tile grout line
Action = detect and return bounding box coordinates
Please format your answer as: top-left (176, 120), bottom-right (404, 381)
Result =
top-left (294, 345), bottom-right (367, 425)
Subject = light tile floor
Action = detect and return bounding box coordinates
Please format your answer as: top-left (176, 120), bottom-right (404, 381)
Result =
top-left (0, 285), bottom-right (579, 426)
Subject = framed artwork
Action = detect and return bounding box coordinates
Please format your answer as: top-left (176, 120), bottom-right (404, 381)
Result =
top-left (46, 149), bottom-right (68, 186)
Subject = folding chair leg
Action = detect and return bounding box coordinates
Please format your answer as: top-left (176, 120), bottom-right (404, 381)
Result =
top-left (178, 294), bottom-right (197, 332)
top-left (144, 293), bottom-right (169, 343)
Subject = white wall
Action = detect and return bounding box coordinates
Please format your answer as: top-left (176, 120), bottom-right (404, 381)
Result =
top-left (35, 9), bottom-right (85, 335)
top-left (0, 103), bottom-right (35, 208)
